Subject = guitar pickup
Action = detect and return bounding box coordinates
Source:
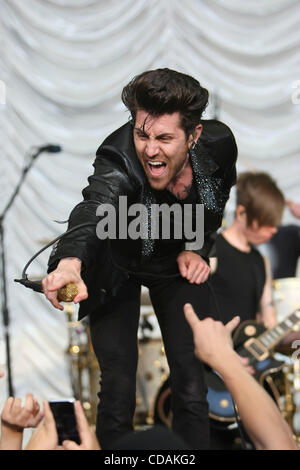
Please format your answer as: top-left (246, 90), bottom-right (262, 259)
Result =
top-left (243, 337), bottom-right (269, 361)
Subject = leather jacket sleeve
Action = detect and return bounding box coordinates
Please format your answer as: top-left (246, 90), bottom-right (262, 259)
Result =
top-left (48, 148), bottom-right (135, 273)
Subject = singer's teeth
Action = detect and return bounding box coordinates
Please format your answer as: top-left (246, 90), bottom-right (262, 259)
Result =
top-left (149, 161), bottom-right (165, 166)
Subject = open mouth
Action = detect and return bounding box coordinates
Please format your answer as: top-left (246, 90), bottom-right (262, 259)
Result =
top-left (147, 161), bottom-right (167, 177)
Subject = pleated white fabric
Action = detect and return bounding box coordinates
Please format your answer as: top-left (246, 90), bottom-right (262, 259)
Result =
top-left (0, 0), bottom-right (299, 420)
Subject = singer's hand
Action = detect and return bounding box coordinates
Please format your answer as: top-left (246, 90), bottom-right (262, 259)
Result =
top-left (42, 257), bottom-right (88, 310)
top-left (177, 251), bottom-right (210, 284)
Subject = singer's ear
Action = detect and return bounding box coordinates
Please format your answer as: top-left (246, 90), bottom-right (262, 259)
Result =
top-left (192, 125), bottom-right (202, 144)
top-left (194, 124), bottom-right (202, 142)
top-left (188, 124), bottom-right (202, 148)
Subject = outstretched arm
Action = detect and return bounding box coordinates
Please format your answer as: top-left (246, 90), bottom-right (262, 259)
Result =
top-left (184, 304), bottom-right (298, 450)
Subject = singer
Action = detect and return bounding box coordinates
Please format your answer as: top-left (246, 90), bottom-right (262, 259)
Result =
top-left (42, 69), bottom-right (237, 450)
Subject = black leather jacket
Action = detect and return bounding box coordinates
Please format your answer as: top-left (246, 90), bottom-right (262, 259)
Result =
top-left (48, 119), bottom-right (237, 319)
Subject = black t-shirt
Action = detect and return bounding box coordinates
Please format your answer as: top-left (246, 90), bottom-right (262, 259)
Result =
top-left (151, 180), bottom-right (198, 258)
top-left (210, 233), bottom-right (266, 324)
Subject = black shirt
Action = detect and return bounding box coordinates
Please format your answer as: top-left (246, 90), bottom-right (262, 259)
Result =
top-left (210, 233), bottom-right (266, 324)
top-left (151, 180), bottom-right (199, 259)
top-left (134, 180), bottom-right (199, 277)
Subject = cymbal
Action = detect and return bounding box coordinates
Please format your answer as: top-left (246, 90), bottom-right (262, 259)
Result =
top-left (36, 238), bottom-right (55, 245)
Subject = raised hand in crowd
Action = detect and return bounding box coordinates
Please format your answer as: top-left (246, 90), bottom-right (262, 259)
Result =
top-left (184, 303), bottom-right (240, 372)
top-left (62, 400), bottom-right (101, 450)
top-left (25, 401), bottom-right (61, 450)
top-left (0, 393), bottom-right (43, 450)
top-left (25, 400), bottom-right (100, 450)
top-left (184, 304), bottom-right (298, 450)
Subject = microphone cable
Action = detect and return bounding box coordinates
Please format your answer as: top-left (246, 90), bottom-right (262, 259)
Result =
top-left (14, 222), bottom-right (96, 291)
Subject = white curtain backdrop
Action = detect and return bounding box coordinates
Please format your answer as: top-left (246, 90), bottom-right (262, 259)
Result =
top-left (0, 0), bottom-right (300, 419)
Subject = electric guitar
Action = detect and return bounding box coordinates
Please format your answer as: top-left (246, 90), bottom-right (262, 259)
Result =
top-left (205, 309), bottom-right (300, 425)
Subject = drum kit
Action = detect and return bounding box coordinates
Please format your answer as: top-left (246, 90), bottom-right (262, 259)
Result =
top-left (64, 279), bottom-right (300, 443)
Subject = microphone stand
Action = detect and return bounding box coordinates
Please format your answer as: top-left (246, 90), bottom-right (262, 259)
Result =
top-left (0, 147), bottom-right (51, 396)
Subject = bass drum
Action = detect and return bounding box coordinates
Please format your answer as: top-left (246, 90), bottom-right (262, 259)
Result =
top-left (152, 374), bottom-right (236, 432)
top-left (153, 376), bottom-right (172, 428)
top-left (153, 370), bottom-right (286, 433)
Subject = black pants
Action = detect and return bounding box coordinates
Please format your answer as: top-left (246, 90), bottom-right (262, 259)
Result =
top-left (89, 274), bottom-right (216, 450)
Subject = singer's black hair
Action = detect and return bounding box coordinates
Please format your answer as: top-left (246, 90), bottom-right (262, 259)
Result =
top-left (122, 68), bottom-right (209, 138)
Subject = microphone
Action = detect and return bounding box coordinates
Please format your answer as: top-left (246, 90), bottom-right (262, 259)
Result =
top-left (14, 277), bottom-right (78, 302)
top-left (40, 144), bottom-right (62, 153)
top-left (31, 144), bottom-right (62, 159)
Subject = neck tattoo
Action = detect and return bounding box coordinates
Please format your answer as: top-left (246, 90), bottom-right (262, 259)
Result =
top-left (175, 183), bottom-right (192, 199)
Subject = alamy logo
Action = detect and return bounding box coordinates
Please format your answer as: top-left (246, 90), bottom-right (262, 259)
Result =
top-left (95, 196), bottom-right (204, 251)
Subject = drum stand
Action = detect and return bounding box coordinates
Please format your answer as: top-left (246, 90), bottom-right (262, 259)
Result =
top-left (291, 359), bottom-right (300, 443)
top-left (64, 304), bottom-right (99, 427)
top-left (276, 360), bottom-right (300, 444)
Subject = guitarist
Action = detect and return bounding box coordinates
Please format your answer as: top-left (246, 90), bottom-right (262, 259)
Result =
top-left (207, 172), bottom-right (289, 448)
top-left (210, 171), bottom-right (284, 330)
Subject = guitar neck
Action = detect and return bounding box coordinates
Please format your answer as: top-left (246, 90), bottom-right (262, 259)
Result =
top-left (257, 309), bottom-right (300, 350)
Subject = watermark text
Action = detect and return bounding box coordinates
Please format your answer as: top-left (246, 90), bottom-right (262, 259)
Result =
top-left (96, 196), bottom-right (204, 250)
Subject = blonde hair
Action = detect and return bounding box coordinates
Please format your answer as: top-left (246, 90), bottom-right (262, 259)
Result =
top-left (236, 172), bottom-right (284, 227)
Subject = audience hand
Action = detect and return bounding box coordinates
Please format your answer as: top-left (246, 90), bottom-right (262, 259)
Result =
top-left (62, 401), bottom-right (100, 450)
top-left (0, 393), bottom-right (43, 450)
top-left (25, 400), bottom-right (100, 450)
top-left (25, 401), bottom-right (60, 450)
top-left (184, 303), bottom-right (240, 373)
